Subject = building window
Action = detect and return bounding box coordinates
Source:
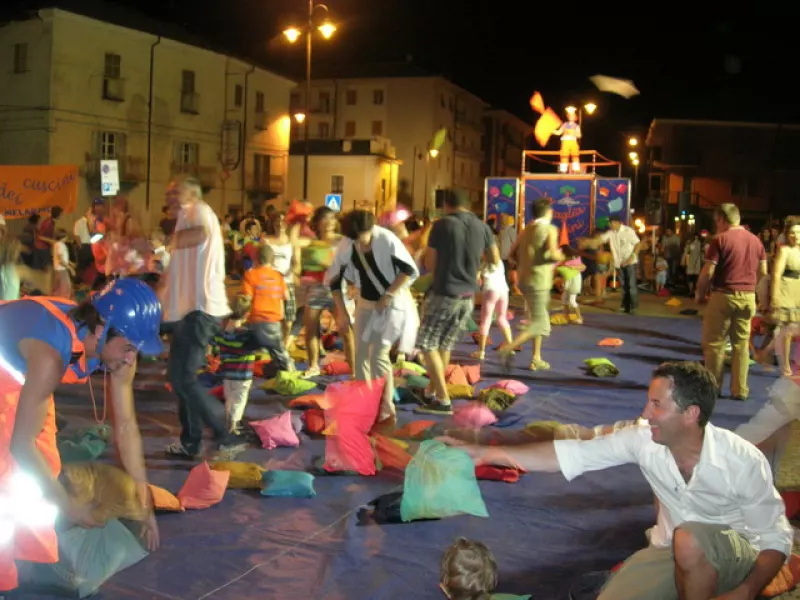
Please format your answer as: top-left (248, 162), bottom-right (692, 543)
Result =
top-left (254, 153), bottom-right (272, 189)
top-left (319, 91), bottom-right (331, 114)
top-left (104, 53), bottom-right (121, 78)
top-left (255, 91), bottom-right (265, 113)
top-left (181, 70), bottom-right (195, 93)
top-left (98, 131), bottom-right (124, 160)
top-left (373, 89), bottom-right (384, 105)
top-left (331, 175), bottom-right (344, 193)
top-left (345, 121), bottom-right (356, 137)
top-left (346, 90), bottom-right (357, 105)
top-left (177, 142), bottom-right (199, 166)
top-left (649, 146), bottom-right (663, 162)
top-left (649, 173), bottom-right (663, 194)
top-left (371, 121), bottom-right (383, 136)
top-left (13, 43), bottom-right (27, 73)
top-left (234, 84), bottom-right (243, 108)
top-left (318, 122), bottom-right (330, 138)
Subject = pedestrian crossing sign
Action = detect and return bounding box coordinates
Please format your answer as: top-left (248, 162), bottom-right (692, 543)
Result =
top-left (325, 194), bottom-right (342, 212)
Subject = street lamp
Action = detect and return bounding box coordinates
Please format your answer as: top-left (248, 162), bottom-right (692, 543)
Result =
top-left (628, 137), bottom-right (638, 146)
top-left (283, 2), bottom-right (336, 201)
top-left (565, 102), bottom-right (596, 126)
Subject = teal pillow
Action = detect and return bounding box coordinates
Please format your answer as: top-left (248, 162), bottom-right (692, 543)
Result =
top-left (405, 374), bottom-right (430, 389)
top-left (18, 519), bottom-right (148, 598)
top-left (261, 470), bottom-right (316, 498)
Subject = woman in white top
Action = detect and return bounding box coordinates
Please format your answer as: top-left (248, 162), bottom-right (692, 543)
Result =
top-left (263, 212), bottom-right (298, 348)
top-left (51, 228), bottom-right (73, 298)
top-left (473, 257), bottom-right (512, 360)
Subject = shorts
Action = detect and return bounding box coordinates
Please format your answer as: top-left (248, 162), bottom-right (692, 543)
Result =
top-left (522, 289), bottom-right (552, 337)
top-left (303, 281), bottom-right (334, 311)
top-left (599, 522), bottom-right (757, 600)
top-left (416, 294), bottom-right (473, 352)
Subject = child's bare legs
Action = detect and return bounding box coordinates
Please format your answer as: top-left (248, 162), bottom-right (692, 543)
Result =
top-left (561, 290), bottom-right (583, 324)
top-left (473, 291), bottom-right (500, 360)
top-left (494, 293), bottom-right (513, 347)
top-left (303, 307), bottom-right (323, 377)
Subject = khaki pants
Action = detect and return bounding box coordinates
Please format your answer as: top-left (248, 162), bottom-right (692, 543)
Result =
top-left (599, 522), bottom-right (757, 600)
top-left (354, 302), bottom-right (394, 421)
top-left (702, 291), bottom-right (755, 398)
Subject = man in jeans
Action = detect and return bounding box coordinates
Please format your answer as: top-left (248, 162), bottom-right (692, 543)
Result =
top-left (161, 176), bottom-right (245, 458)
top-left (415, 190), bottom-right (498, 415)
top-left (696, 203), bottom-right (767, 400)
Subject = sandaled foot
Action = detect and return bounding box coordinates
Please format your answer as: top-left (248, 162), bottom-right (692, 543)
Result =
top-left (470, 350), bottom-right (485, 360)
top-left (529, 359), bottom-right (551, 371)
top-left (302, 366), bottom-right (321, 379)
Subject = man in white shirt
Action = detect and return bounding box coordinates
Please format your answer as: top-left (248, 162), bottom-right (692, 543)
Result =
top-left (580, 215), bottom-right (640, 314)
top-left (440, 361), bottom-right (791, 600)
top-left (160, 176), bottom-right (245, 458)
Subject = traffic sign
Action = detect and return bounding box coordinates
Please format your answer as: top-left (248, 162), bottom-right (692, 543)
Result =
top-left (100, 159), bottom-right (120, 197)
top-left (325, 193), bottom-right (342, 212)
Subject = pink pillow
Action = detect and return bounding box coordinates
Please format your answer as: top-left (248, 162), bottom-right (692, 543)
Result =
top-left (487, 380), bottom-right (530, 395)
top-left (177, 462), bottom-right (230, 510)
top-left (453, 401), bottom-right (498, 428)
top-left (323, 378), bottom-right (383, 475)
top-left (251, 411), bottom-right (301, 450)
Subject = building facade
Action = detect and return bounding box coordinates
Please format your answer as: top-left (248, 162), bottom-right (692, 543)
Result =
top-left (0, 7), bottom-right (295, 228)
top-left (290, 73), bottom-right (487, 213)
top-left (287, 138), bottom-right (400, 213)
top-left (481, 109), bottom-right (531, 179)
top-left (645, 119), bottom-right (800, 228)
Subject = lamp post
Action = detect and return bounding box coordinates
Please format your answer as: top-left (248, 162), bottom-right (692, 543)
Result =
top-left (565, 102), bottom-right (597, 127)
top-left (284, 2), bottom-right (336, 201)
top-left (629, 151), bottom-right (640, 198)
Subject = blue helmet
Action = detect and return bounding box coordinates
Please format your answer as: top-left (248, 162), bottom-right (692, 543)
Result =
top-left (91, 278), bottom-right (163, 356)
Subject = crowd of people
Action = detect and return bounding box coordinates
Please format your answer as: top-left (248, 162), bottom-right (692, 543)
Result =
top-left (0, 177), bottom-right (798, 598)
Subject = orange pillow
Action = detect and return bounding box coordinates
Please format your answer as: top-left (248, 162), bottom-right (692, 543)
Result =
top-left (322, 361), bottom-right (351, 376)
top-left (148, 484), bottom-right (184, 512)
top-left (373, 434), bottom-right (413, 471)
top-left (461, 364), bottom-right (481, 385)
top-left (302, 408), bottom-right (327, 434)
top-left (288, 394), bottom-right (328, 409)
top-left (598, 337), bottom-right (624, 347)
top-left (393, 420), bottom-right (436, 439)
top-left (445, 365), bottom-right (469, 386)
top-left (177, 462), bottom-right (229, 510)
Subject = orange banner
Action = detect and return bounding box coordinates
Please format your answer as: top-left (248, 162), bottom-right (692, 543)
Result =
top-left (533, 108), bottom-right (562, 147)
top-left (0, 165), bottom-right (78, 219)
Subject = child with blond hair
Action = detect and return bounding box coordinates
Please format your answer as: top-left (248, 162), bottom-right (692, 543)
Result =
top-left (440, 538), bottom-right (531, 600)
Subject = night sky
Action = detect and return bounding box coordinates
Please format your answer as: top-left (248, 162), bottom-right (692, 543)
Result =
top-left (4, 1), bottom-right (798, 159)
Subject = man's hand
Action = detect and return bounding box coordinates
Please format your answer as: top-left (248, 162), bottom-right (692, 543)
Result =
top-left (376, 294), bottom-right (392, 313)
top-left (436, 436), bottom-right (487, 464)
top-left (139, 511), bottom-right (161, 551)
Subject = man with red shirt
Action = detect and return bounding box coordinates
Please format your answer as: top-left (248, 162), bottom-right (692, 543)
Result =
top-left (696, 203), bottom-right (768, 400)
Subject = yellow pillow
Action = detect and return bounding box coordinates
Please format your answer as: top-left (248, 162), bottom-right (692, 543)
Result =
top-left (210, 461), bottom-right (266, 489)
top-left (446, 384), bottom-right (474, 399)
top-left (149, 484), bottom-right (184, 512)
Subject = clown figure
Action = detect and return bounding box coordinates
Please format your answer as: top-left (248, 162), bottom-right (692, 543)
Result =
top-left (555, 108), bottom-right (581, 173)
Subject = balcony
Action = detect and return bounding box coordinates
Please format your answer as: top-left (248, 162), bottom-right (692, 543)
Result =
top-left (102, 77), bottom-right (125, 102)
top-left (83, 154), bottom-right (146, 184)
top-left (180, 91), bottom-right (200, 115)
top-left (455, 111), bottom-right (482, 132)
top-left (250, 174), bottom-right (284, 194)
top-left (170, 163), bottom-right (217, 189)
top-left (253, 112), bottom-right (269, 131)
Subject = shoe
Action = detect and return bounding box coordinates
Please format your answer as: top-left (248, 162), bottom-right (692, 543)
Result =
top-left (214, 441), bottom-right (248, 460)
top-left (165, 441), bottom-right (200, 459)
top-left (414, 401), bottom-right (453, 416)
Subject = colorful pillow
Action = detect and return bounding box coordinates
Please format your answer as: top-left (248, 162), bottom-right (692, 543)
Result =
top-left (461, 364), bottom-right (481, 385)
top-left (446, 384), bottom-right (474, 399)
top-left (453, 401), bottom-right (498, 428)
top-left (401, 440), bottom-right (488, 521)
top-left (405, 374), bottom-right (430, 389)
top-left (148, 484), bottom-right (184, 512)
top-left (61, 463), bottom-right (148, 524)
top-left (478, 388), bottom-right (517, 411)
top-left (250, 411), bottom-right (301, 450)
top-left (261, 371), bottom-right (316, 395)
top-left (399, 361), bottom-right (426, 376)
top-left (322, 361), bottom-right (351, 375)
top-left (373, 434), bottom-right (413, 471)
top-left (323, 378), bottom-right (383, 475)
top-left (210, 461), bottom-right (265, 489)
top-left (177, 462), bottom-right (229, 510)
top-left (761, 554), bottom-right (800, 597)
top-left (209, 385), bottom-right (225, 400)
top-left (288, 394), bottom-right (328, 409)
top-left (261, 470), bottom-right (316, 498)
top-left (445, 365), bottom-right (469, 386)
top-left (393, 420), bottom-right (437, 439)
top-left (302, 408), bottom-right (327, 434)
top-left (487, 380), bottom-right (530, 395)
top-left (475, 465), bottom-right (522, 483)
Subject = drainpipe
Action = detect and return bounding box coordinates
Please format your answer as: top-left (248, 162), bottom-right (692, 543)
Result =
top-left (240, 64), bottom-right (256, 206)
top-left (145, 36), bottom-right (161, 211)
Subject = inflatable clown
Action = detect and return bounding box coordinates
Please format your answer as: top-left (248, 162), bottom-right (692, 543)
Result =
top-left (554, 107), bottom-right (581, 173)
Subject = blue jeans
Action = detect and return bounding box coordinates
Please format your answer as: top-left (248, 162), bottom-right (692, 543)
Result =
top-left (248, 321), bottom-right (294, 372)
top-left (167, 310), bottom-right (235, 453)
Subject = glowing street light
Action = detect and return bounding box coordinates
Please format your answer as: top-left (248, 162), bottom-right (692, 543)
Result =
top-left (629, 137), bottom-right (638, 146)
top-left (584, 102), bottom-right (597, 115)
top-left (429, 148), bottom-right (439, 158)
top-left (629, 151), bottom-right (638, 160)
top-left (632, 157), bottom-right (640, 166)
top-left (282, 2), bottom-right (336, 200)
top-left (283, 27), bottom-right (302, 43)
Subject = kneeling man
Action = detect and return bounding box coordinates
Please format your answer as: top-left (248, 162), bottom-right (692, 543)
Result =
top-left (440, 361), bottom-right (792, 600)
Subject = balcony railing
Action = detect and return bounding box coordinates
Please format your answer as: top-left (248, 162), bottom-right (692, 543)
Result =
top-left (250, 174), bottom-right (284, 194)
top-left (170, 163), bottom-right (217, 188)
top-left (84, 154), bottom-right (146, 183)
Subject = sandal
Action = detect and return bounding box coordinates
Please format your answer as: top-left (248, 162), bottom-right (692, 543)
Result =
top-left (470, 350), bottom-right (485, 360)
top-left (529, 359), bottom-right (551, 371)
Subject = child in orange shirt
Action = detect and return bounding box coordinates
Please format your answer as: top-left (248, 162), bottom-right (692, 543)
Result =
top-left (241, 244), bottom-right (294, 372)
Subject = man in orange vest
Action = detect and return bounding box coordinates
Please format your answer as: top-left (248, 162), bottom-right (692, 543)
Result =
top-left (0, 277), bottom-right (163, 592)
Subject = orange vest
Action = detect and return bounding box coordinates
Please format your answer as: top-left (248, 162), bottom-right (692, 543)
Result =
top-left (0, 296), bottom-right (90, 591)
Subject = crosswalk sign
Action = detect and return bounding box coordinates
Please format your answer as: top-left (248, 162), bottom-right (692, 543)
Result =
top-left (325, 193), bottom-right (342, 212)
